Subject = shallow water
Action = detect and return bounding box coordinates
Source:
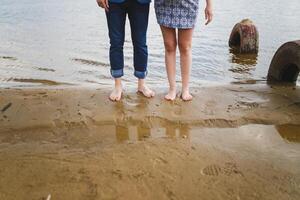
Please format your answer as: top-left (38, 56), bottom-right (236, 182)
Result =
top-left (0, 0), bottom-right (300, 87)
top-left (114, 124), bottom-right (300, 144)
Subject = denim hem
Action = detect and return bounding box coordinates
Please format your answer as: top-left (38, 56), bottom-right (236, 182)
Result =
top-left (134, 70), bottom-right (148, 79)
top-left (111, 69), bottom-right (124, 78)
top-left (109, 0), bottom-right (151, 4)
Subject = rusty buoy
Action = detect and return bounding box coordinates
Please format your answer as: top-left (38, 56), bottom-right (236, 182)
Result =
top-left (229, 19), bottom-right (259, 53)
top-left (267, 40), bottom-right (300, 83)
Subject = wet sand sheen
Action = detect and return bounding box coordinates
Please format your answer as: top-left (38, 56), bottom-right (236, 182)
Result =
top-left (0, 124), bottom-right (299, 200)
top-left (0, 84), bottom-right (300, 200)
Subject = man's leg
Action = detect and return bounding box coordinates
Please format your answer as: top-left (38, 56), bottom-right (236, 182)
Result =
top-left (128, 1), bottom-right (154, 98)
top-left (106, 3), bottom-right (126, 101)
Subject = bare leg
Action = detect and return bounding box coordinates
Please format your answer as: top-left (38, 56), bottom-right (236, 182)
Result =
top-left (160, 26), bottom-right (177, 101)
top-left (109, 78), bottom-right (123, 101)
top-left (178, 28), bottom-right (193, 101)
top-left (138, 78), bottom-right (155, 98)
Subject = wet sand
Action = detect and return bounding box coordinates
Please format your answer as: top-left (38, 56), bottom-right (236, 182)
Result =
top-left (0, 84), bottom-right (300, 200)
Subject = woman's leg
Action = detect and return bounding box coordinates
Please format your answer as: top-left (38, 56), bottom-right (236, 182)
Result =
top-left (160, 26), bottom-right (177, 100)
top-left (106, 3), bottom-right (126, 101)
top-left (178, 28), bottom-right (193, 101)
top-left (128, 1), bottom-right (154, 98)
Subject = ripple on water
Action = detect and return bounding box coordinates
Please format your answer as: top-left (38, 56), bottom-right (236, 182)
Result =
top-left (9, 78), bottom-right (72, 86)
top-left (0, 0), bottom-right (300, 86)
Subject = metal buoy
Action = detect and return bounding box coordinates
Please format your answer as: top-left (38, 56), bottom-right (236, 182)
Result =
top-left (229, 19), bottom-right (259, 53)
top-left (267, 40), bottom-right (300, 83)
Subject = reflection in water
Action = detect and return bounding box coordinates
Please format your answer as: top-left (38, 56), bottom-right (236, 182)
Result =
top-left (179, 124), bottom-right (190, 138)
top-left (137, 124), bottom-right (151, 140)
top-left (229, 48), bottom-right (258, 78)
top-left (115, 122), bottom-right (300, 144)
top-left (113, 101), bottom-right (126, 124)
top-left (166, 126), bottom-right (176, 138)
top-left (115, 125), bottom-right (129, 142)
top-left (115, 123), bottom-right (191, 143)
top-left (275, 124), bottom-right (300, 143)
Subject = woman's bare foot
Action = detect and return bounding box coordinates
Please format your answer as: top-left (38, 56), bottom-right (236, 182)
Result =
top-left (164, 88), bottom-right (177, 101)
top-left (181, 89), bottom-right (193, 101)
top-left (109, 78), bottom-right (122, 101)
top-left (137, 79), bottom-right (155, 98)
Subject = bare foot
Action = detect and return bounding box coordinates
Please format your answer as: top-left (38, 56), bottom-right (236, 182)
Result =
top-left (109, 86), bottom-right (122, 101)
top-left (138, 85), bottom-right (155, 98)
top-left (164, 88), bottom-right (177, 101)
top-left (181, 89), bottom-right (193, 101)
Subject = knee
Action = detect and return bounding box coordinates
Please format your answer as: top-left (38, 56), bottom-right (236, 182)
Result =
top-left (178, 42), bottom-right (192, 54)
top-left (164, 41), bottom-right (177, 53)
top-left (132, 33), bottom-right (147, 47)
top-left (132, 40), bottom-right (147, 50)
top-left (110, 37), bottom-right (124, 49)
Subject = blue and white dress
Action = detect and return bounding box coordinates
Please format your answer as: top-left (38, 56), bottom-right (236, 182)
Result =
top-left (154, 0), bottom-right (199, 29)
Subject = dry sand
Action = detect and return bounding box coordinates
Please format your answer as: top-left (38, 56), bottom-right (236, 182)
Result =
top-left (0, 84), bottom-right (300, 200)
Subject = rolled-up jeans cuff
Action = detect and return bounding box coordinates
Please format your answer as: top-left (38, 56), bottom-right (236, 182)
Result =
top-left (134, 70), bottom-right (148, 79)
top-left (111, 69), bottom-right (124, 78)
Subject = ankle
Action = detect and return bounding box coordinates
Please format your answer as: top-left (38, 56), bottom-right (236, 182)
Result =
top-left (182, 87), bottom-right (190, 92)
top-left (168, 82), bottom-right (176, 90)
top-left (138, 79), bottom-right (145, 89)
top-left (169, 86), bottom-right (176, 91)
top-left (114, 79), bottom-right (122, 89)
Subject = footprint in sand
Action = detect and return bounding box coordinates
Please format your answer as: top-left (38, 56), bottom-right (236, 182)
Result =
top-left (222, 162), bottom-right (241, 176)
top-left (201, 164), bottom-right (222, 176)
top-left (124, 94), bottom-right (148, 107)
top-left (201, 162), bottom-right (241, 176)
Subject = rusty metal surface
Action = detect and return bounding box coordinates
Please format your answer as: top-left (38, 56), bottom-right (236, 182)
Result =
top-left (229, 19), bottom-right (259, 54)
top-left (267, 40), bottom-right (300, 82)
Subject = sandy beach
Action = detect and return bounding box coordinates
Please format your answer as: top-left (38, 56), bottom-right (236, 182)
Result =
top-left (1, 0), bottom-right (300, 199)
top-left (0, 83), bottom-right (300, 200)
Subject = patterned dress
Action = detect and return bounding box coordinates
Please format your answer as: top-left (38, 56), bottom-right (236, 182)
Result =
top-left (154, 0), bottom-right (199, 29)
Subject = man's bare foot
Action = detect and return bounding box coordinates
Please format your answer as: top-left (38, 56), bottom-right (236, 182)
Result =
top-left (181, 89), bottom-right (193, 101)
top-left (138, 85), bottom-right (155, 98)
top-left (137, 79), bottom-right (155, 98)
top-left (164, 88), bottom-right (177, 101)
top-left (109, 78), bottom-right (122, 101)
top-left (109, 86), bottom-right (122, 101)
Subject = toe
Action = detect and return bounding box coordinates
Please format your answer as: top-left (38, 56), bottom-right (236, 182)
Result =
top-left (109, 96), bottom-right (115, 101)
top-left (149, 90), bottom-right (154, 97)
top-left (144, 90), bottom-right (152, 98)
top-left (182, 94), bottom-right (193, 101)
top-left (164, 94), bottom-right (174, 101)
top-left (151, 91), bottom-right (155, 97)
top-left (116, 92), bottom-right (122, 101)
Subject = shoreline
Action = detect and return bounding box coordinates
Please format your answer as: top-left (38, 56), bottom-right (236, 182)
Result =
top-left (1, 83), bottom-right (299, 132)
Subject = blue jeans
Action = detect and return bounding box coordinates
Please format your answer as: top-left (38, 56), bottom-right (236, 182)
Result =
top-left (106, 0), bottom-right (150, 79)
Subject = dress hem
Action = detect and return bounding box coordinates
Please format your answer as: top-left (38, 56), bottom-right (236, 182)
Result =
top-left (157, 22), bottom-right (195, 29)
